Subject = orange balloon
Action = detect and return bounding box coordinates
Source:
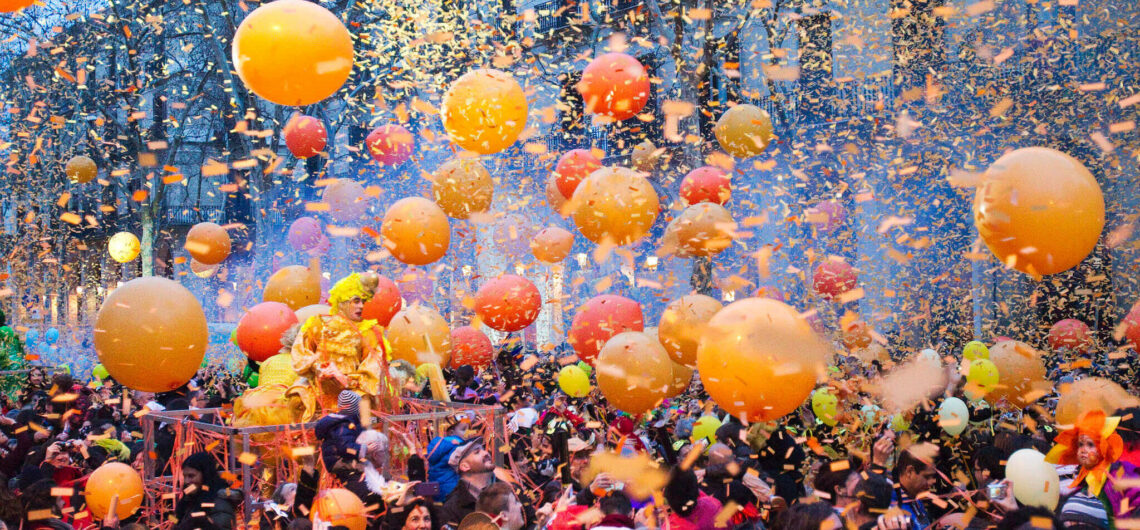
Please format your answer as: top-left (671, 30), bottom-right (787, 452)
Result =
top-left (450, 326), bottom-right (494, 369)
top-left (184, 222), bottom-right (231, 265)
top-left (714, 104), bottom-right (774, 159)
top-left (546, 177), bottom-right (570, 217)
top-left (441, 69), bottom-right (528, 154)
top-left (387, 304), bottom-right (451, 367)
top-left (84, 462), bottom-right (144, 520)
top-left (658, 294), bottom-right (722, 367)
top-left (666, 360), bottom-right (693, 398)
top-left (570, 166), bottom-right (659, 245)
top-left (697, 297), bottom-right (830, 422)
top-left (232, 0), bottom-right (353, 106)
top-left (1055, 377), bottom-right (1139, 425)
top-left (65, 155), bottom-right (97, 183)
top-left (841, 319), bottom-right (873, 350)
top-left (0, 0), bottom-right (34, 11)
top-left (988, 340), bottom-right (1050, 408)
top-left (631, 140), bottom-right (661, 172)
top-left (431, 158), bottom-right (493, 219)
top-left (94, 277), bottom-right (208, 392)
top-left (312, 488), bottom-right (366, 530)
top-left (974, 147), bottom-right (1105, 276)
top-left (236, 302), bottom-right (299, 362)
top-left (595, 331), bottom-right (673, 414)
top-left (555, 149), bottom-right (603, 198)
top-left (531, 226), bottom-right (575, 263)
top-left (264, 265), bottom-right (322, 311)
top-left (474, 274), bottom-right (541, 332)
top-left (190, 259), bottom-right (219, 279)
top-left (668, 203), bottom-right (736, 257)
top-left (381, 197), bottom-right (451, 266)
top-left (568, 295), bottom-right (644, 365)
top-left (577, 53), bottom-right (650, 122)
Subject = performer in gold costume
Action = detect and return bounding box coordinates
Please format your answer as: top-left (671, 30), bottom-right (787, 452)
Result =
top-left (289, 272), bottom-right (390, 421)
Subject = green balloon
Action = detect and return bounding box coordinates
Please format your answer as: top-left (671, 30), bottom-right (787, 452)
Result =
top-left (247, 372), bottom-right (259, 388)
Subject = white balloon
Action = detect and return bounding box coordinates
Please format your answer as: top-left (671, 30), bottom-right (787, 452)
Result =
top-left (938, 397), bottom-right (969, 436)
top-left (919, 348), bottom-right (939, 361)
top-left (1005, 449), bottom-right (1060, 510)
top-left (295, 304), bottom-right (331, 324)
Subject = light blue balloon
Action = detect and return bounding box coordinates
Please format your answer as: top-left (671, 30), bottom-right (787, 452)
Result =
top-left (25, 329), bottom-right (39, 345)
top-left (45, 328), bottom-right (60, 345)
top-left (37, 342), bottom-right (50, 354)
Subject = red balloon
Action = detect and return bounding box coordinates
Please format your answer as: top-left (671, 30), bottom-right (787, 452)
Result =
top-left (236, 302), bottom-right (300, 362)
top-left (283, 115), bottom-right (327, 159)
top-left (1048, 319), bottom-right (1091, 353)
top-left (554, 149), bottom-right (602, 199)
top-left (361, 276), bottom-right (402, 326)
top-left (450, 326), bottom-right (494, 369)
top-left (812, 260), bottom-right (857, 300)
top-left (568, 294), bottom-right (644, 365)
top-left (577, 53), bottom-right (650, 122)
top-left (680, 166), bottom-right (731, 205)
top-left (474, 274), bottom-right (541, 332)
top-left (1123, 302), bottom-right (1140, 351)
top-left (366, 124), bottom-right (414, 166)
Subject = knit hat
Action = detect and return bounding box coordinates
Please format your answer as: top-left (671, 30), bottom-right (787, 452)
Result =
top-left (338, 390), bottom-right (361, 416)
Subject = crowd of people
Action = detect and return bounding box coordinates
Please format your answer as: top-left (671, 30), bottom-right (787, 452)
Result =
top-left (0, 330), bottom-right (1138, 530)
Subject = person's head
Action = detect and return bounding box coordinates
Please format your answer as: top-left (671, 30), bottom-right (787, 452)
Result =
top-left (706, 443), bottom-right (736, 470)
top-left (450, 437), bottom-right (494, 477)
top-left (599, 493), bottom-right (633, 517)
top-left (272, 482), bottom-right (297, 508)
top-left (21, 479), bottom-right (63, 518)
top-left (337, 390), bottom-right (361, 417)
top-left (851, 473), bottom-right (892, 526)
top-left (813, 457), bottom-right (863, 507)
top-left (329, 273), bottom-right (374, 323)
top-left (476, 482), bottom-right (524, 530)
top-left (972, 445), bottom-right (1006, 486)
top-left (568, 437), bottom-right (594, 484)
top-left (996, 506), bottom-right (1059, 530)
top-left (357, 429), bottom-right (390, 467)
top-left (338, 295), bottom-right (365, 322)
top-left (1075, 433), bottom-right (1102, 469)
top-left (182, 451), bottom-right (222, 493)
top-left (446, 413), bottom-right (472, 438)
top-left (775, 499), bottom-right (843, 530)
top-left (894, 444), bottom-right (939, 497)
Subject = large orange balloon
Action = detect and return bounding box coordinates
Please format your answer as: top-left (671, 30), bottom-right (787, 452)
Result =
top-left (988, 340), bottom-right (1050, 408)
top-left (450, 326), bottom-right (493, 369)
top-left (360, 276), bottom-right (401, 326)
top-left (474, 274), bottom-right (541, 332)
top-left (680, 166), bottom-right (731, 205)
top-left (66, 155), bottom-right (97, 183)
top-left (432, 158), bottom-right (493, 219)
top-left (441, 69), bottom-right (528, 154)
top-left (284, 115), bottom-right (327, 158)
top-left (0, 0), bottom-right (35, 12)
top-left (658, 294), bottom-right (722, 367)
top-left (568, 295), bottom-right (644, 365)
top-left (94, 277), bottom-right (208, 392)
top-left (595, 332), bottom-right (673, 414)
top-left (387, 304), bottom-right (451, 367)
top-left (974, 147), bottom-right (1105, 276)
top-left (531, 226), bottom-right (575, 263)
top-left (554, 149), bottom-right (603, 198)
top-left (570, 166), bottom-right (659, 245)
top-left (84, 462), bottom-right (144, 520)
top-left (714, 104), bottom-right (774, 159)
top-left (232, 0), bottom-right (353, 106)
top-left (236, 302), bottom-right (299, 362)
top-left (1055, 377), bottom-right (1140, 425)
top-left (668, 203), bottom-right (736, 257)
top-left (312, 488), bottom-right (366, 530)
top-left (697, 297), bottom-right (831, 422)
top-left (264, 265), bottom-right (322, 311)
top-left (666, 360), bottom-right (693, 398)
top-left (184, 222), bottom-right (231, 265)
top-left (381, 197), bottom-right (451, 266)
top-left (577, 53), bottom-right (650, 121)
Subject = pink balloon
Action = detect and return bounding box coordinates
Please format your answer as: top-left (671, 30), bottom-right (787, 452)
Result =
top-left (807, 200), bottom-right (846, 232)
top-left (366, 124), bottom-right (414, 166)
top-left (287, 217), bottom-right (324, 251)
top-left (322, 179), bottom-right (369, 223)
top-left (307, 234), bottom-right (331, 257)
top-left (493, 213), bottom-right (537, 258)
top-left (397, 267), bottom-right (433, 304)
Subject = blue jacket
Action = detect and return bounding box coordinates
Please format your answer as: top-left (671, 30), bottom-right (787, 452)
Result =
top-left (892, 489), bottom-right (931, 530)
top-left (426, 435), bottom-right (464, 501)
top-left (314, 413), bottom-right (364, 472)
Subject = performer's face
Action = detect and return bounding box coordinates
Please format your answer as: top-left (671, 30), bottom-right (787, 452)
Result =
top-left (339, 296), bottom-right (365, 322)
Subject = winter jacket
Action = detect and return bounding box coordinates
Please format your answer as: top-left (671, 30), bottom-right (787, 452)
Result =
top-left (426, 435), bottom-right (464, 500)
top-left (314, 412), bottom-right (365, 471)
top-left (438, 479), bottom-right (480, 529)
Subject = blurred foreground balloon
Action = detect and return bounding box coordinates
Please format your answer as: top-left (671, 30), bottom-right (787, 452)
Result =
top-left (381, 198), bottom-right (450, 266)
top-left (657, 294), bottom-right (721, 367)
top-left (569, 167), bottom-right (659, 245)
top-left (691, 415), bottom-right (721, 445)
top-left (577, 53), bottom-right (650, 121)
top-left (666, 203), bottom-right (736, 257)
top-left (697, 298), bottom-right (830, 422)
top-left (108, 232), bottom-right (140, 263)
top-left (962, 340), bottom-right (989, 361)
top-left (441, 69), bottom-right (527, 154)
top-left (938, 397), bottom-right (969, 436)
top-left (366, 124), bottom-right (414, 166)
top-left (66, 155), bottom-right (97, 183)
top-left (805, 200), bottom-right (846, 232)
top-left (0, 0), bottom-right (35, 13)
top-left (95, 277), bottom-right (207, 392)
top-left (450, 326), bottom-right (493, 369)
top-left (1055, 377), bottom-right (1139, 425)
top-left (287, 217), bottom-right (324, 252)
top-left (595, 331), bottom-right (672, 414)
top-left (474, 274), bottom-right (541, 332)
top-left (974, 147), bottom-right (1104, 276)
top-left (568, 295), bottom-right (644, 365)
top-left (988, 340), bottom-right (1049, 408)
top-left (387, 304), bottom-right (451, 367)
top-left (964, 358), bottom-right (999, 400)
top-left (84, 462), bottom-right (144, 520)
top-left (312, 488), bottom-right (366, 530)
top-left (714, 104), bottom-right (773, 159)
top-left (236, 302), bottom-right (299, 362)
top-left (1005, 449), bottom-right (1060, 510)
top-left (554, 149), bottom-right (603, 199)
top-left (432, 158), bottom-right (493, 219)
top-left (232, 0), bottom-right (352, 106)
top-left (812, 259), bottom-right (857, 300)
top-left (631, 140), bottom-right (661, 172)
top-left (185, 222), bottom-right (231, 265)
top-left (295, 304), bottom-right (331, 324)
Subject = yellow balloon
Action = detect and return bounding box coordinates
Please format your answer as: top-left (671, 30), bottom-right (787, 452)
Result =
top-left (232, 0), bottom-right (354, 106)
top-left (963, 340), bottom-right (989, 361)
top-left (558, 365), bottom-right (591, 398)
top-left (441, 69), bottom-right (528, 155)
top-left (569, 166), bottom-right (659, 245)
top-left (108, 232), bottom-right (140, 263)
top-left (974, 147), bottom-right (1104, 276)
top-left (965, 358), bottom-right (1000, 399)
top-left (691, 415), bottom-right (721, 445)
top-left (714, 104), bottom-right (774, 159)
top-left (811, 388), bottom-right (839, 426)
